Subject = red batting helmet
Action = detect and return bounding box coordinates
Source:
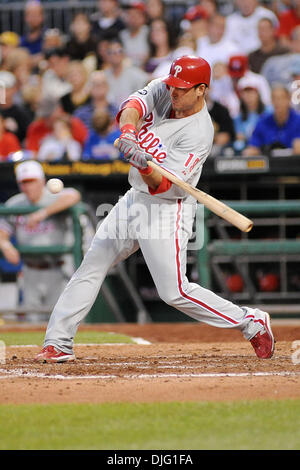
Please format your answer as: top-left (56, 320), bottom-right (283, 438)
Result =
top-left (163, 55), bottom-right (211, 89)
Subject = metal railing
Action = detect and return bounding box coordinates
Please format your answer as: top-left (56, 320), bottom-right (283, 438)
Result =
top-left (0, 202), bottom-right (150, 322)
top-left (0, 0), bottom-right (233, 35)
top-left (197, 200), bottom-right (300, 314)
top-left (0, 1), bottom-right (98, 35)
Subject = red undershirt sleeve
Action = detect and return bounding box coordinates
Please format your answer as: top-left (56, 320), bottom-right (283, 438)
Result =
top-left (148, 176), bottom-right (172, 195)
top-left (116, 99), bottom-right (144, 123)
top-left (116, 99), bottom-right (172, 195)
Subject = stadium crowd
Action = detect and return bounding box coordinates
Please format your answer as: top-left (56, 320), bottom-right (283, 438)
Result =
top-left (0, 0), bottom-right (300, 162)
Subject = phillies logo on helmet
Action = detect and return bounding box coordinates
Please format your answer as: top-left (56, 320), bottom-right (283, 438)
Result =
top-left (174, 65), bottom-right (183, 77)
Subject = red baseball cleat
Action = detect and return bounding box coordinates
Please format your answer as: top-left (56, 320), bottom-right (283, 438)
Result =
top-left (250, 312), bottom-right (275, 359)
top-left (34, 345), bottom-right (75, 363)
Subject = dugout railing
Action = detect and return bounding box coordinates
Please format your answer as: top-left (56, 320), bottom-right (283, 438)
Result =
top-left (0, 203), bottom-right (150, 323)
top-left (197, 200), bottom-right (300, 315)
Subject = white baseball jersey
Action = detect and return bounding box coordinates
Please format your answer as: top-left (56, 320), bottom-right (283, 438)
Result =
top-left (123, 78), bottom-right (214, 200)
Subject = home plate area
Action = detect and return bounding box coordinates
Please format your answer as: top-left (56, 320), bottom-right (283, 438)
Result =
top-left (0, 322), bottom-right (300, 404)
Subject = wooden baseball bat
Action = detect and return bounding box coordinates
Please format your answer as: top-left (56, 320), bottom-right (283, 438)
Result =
top-left (114, 139), bottom-right (253, 232)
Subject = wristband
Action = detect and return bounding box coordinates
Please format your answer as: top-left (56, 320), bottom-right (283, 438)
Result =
top-left (139, 166), bottom-right (153, 176)
top-left (120, 124), bottom-right (138, 136)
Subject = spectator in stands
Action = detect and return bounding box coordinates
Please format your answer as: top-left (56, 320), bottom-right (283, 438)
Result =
top-left (196, 13), bottom-right (241, 68)
top-left (0, 32), bottom-right (20, 71)
top-left (5, 48), bottom-right (34, 106)
top-left (65, 12), bottom-right (98, 63)
top-left (181, 5), bottom-right (209, 48)
top-left (0, 71), bottom-right (32, 145)
top-left (82, 109), bottom-right (121, 161)
top-left (228, 55), bottom-right (272, 108)
top-left (261, 25), bottom-right (300, 86)
top-left (144, 18), bottom-right (175, 74)
top-left (209, 61), bottom-right (240, 118)
top-left (248, 17), bottom-right (290, 74)
top-left (42, 28), bottom-right (65, 54)
top-left (196, 0), bottom-right (218, 19)
top-left (21, 75), bottom-right (43, 122)
top-left (206, 89), bottom-right (236, 156)
top-left (41, 47), bottom-right (72, 100)
top-left (277, 0), bottom-right (300, 47)
top-left (20, 0), bottom-right (45, 62)
top-left (0, 111), bottom-right (21, 161)
top-left (243, 84), bottom-right (300, 156)
top-left (74, 70), bottom-right (118, 132)
top-left (60, 61), bottom-right (90, 115)
top-left (233, 75), bottom-right (271, 154)
top-left (90, 0), bottom-right (125, 42)
top-left (145, 0), bottom-right (166, 22)
top-left (0, 160), bottom-right (81, 322)
top-left (149, 34), bottom-right (195, 79)
top-left (120, 2), bottom-right (150, 68)
top-left (103, 38), bottom-right (149, 109)
top-left (37, 116), bottom-right (82, 162)
top-left (224, 0), bottom-right (278, 54)
top-left (26, 97), bottom-right (88, 155)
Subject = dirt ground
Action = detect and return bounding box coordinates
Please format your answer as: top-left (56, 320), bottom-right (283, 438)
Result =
top-left (0, 322), bottom-right (300, 404)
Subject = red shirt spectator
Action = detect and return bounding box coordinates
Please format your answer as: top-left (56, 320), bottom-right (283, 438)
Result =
top-left (0, 132), bottom-right (21, 160)
top-left (0, 112), bottom-right (21, 160)
top-left (25, 98), bottom-right (88, 153)
top-left (277, 2), bottom-right (300, 41)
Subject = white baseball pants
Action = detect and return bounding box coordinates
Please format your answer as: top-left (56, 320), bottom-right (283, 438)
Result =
top-left (44, 188), bottom-right (265, 353)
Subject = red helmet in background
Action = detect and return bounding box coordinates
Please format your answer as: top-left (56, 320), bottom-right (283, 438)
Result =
top-left (163, 55), bottom-right (211, 89)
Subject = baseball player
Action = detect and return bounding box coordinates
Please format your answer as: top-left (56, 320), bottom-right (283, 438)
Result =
top-left (0, 160), bottom-right (81, 322)
top-left (35, 56), bottom-right (274, 362)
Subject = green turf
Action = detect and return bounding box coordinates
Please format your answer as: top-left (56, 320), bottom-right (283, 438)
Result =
top-left (0, 331), bottom-right (135, 346)
top-left (0, 400), bottom-right (299, 450)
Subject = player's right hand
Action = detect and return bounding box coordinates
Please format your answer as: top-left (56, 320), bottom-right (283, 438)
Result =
top-left (117, 124), bottom-right (139, 156)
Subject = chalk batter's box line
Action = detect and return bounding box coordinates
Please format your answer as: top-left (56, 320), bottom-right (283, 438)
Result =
top-left (0, 369), bottom-right (299, 380)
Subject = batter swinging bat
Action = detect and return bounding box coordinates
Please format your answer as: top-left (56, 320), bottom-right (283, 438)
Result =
top-left (114, 138), bottom-right (253, 233)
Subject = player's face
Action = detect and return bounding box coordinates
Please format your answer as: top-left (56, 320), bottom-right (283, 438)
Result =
top-left (19, 178), bottom-right (45, 204)
top-left (169, 85), bottom-right (205, 117)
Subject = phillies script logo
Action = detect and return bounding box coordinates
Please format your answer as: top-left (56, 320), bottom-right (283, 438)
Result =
top-left (138, 113), bottom-right (167, 163)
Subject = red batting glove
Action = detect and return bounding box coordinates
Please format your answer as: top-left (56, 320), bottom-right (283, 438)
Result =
top-left (118, 124), bottom-right (139, 155)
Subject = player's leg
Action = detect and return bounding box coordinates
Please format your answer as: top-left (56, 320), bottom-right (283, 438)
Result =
top-left (139, 199), bottom-right (274, 357)
top-left (40, 190), bottom-right (139, 356)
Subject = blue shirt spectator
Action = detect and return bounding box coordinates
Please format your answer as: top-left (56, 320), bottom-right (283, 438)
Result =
top-left (248, 108), bottom-right (300, 151)
top-left (82, 108), bottom-right (121, 161)
top-left (73, 70), bottom-right (118, 132)
top-left (20, 1), bottom-right (45, 56)
top-left (74, 102), bottom-right (118, 132)
top-left (244, 84), bottom-right (300, 156)
top-left (233, 75), bottom-right (272, 153)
